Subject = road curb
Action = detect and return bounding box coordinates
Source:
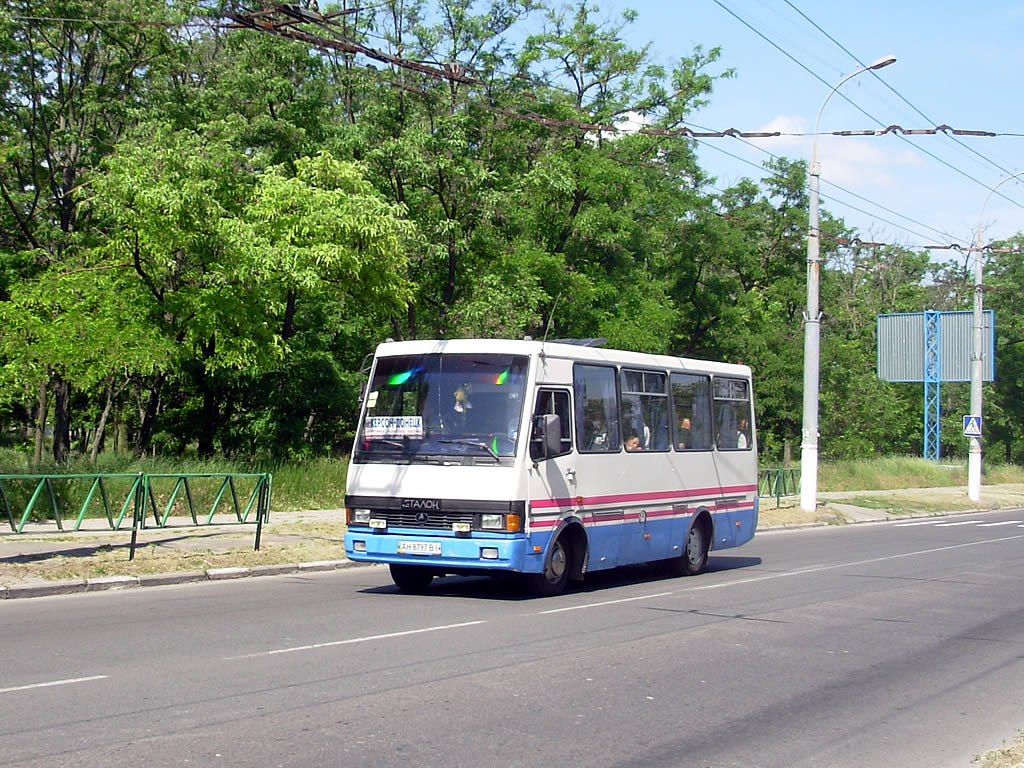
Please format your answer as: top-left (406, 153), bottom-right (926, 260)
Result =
top-left (139, 570), bottom-right (208, 587)
top-left (87, 575), bottom-right (139, 592)
top-left (2, 559), bottom-right (360, 599)
top-left (5, 579), bottom-right (88, 599)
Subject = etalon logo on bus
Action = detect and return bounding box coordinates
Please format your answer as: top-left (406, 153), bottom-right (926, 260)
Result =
top-left (401, 498), bottom-right (441, 511)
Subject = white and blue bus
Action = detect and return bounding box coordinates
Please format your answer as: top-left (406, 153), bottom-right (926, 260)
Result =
top-left (344, 338), bottom-right (758, 595)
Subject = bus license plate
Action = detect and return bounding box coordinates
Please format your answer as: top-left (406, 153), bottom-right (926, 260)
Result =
top-left (398, 541), bottom-right (441, 556)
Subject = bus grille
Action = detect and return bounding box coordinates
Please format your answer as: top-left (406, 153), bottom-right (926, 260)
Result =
top-left (378, 510), bottom-right (475, 529)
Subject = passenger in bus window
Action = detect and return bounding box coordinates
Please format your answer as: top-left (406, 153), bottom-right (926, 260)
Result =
top-left (447, 384), bottom-right (472, 432)
top-left (584, 403), bottom-right (609, 450)
top-left (625, 432), bottom-right (643, 452)
top-left (677, 416), bottom-right (692, 449)
top-left (737, 417), bottom-right (749, 449)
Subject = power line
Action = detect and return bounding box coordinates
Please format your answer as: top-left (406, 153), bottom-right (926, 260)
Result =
top-left (20, 3), bottom-right (1013, 249)
top-left (698, 137), bottom-right (952, 246)
top-left (228, 3), bottom-right (985, 247)
top-left (712, 0), bottom-right (1024, 215)
top-left (783, 0), bottom-right (1021, 179)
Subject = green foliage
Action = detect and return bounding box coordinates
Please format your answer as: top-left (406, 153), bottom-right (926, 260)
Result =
top-left (1, 0), bottom-right (1023, 466)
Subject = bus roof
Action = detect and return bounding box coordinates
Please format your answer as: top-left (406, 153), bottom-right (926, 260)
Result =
top-left (372, 338), bottom-right (752, 378)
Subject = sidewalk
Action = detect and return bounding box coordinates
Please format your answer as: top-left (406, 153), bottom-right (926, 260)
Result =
top-left (3, 485), bottom-right (1024, 599)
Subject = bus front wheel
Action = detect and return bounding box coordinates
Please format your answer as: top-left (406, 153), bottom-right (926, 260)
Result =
top-left (525, 537), bottom-right (570, 596)
top-left (390, 564), bottom-right (434, 592)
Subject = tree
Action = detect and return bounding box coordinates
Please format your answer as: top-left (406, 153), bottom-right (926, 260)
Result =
top-left (86, 124), bottom-right (412, 456)
top-left (0, 0), bottom-right (182, 459)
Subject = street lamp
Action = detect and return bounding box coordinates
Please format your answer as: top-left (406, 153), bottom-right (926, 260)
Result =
top-left (800, 54), bottom-right (897, 513)
top-left (967, 171), bottom-right (1024, 501)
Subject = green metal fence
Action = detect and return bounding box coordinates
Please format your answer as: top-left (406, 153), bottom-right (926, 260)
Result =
top-left (0, 472), bottom-right (272, 560)
top-left (0, 473), bottom-right (144, 533)
top-left (758, 467), bottom-right (800, 508)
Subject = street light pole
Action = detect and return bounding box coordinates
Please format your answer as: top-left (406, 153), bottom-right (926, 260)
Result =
top-left (800, 55), bottom-right (896, 513)
top-left (968, 171), bottom-right (1024, 501)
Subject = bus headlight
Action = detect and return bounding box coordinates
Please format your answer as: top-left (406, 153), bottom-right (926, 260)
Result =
top-left (348, 508), bottom-right (372, 524)
top-left (480, 513), bottom-right (504, 530)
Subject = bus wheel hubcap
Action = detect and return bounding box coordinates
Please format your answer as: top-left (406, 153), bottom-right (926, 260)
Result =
top-left (548, 544), bottom-right (566, 581)
top-left (686, 529), bottom-right (701, 561)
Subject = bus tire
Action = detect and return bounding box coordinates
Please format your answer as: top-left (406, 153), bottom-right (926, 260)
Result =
top-left (668, 520), bottom-right (709, 577)
top-left (390, 564), bottom-right (434, 592)
top-left (525, 537), bottom-right (570, 596)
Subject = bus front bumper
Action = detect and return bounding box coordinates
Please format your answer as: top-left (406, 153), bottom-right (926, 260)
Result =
top-left (344, 530), bottom-right (535, 572)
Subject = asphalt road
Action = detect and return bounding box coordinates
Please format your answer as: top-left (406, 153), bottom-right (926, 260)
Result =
top-left (2, 509), bottom-right (1023, 768)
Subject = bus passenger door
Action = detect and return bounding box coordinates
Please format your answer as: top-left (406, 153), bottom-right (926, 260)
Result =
top-left (526, 388), bottom-right (616, 570)
top-left (711, 376), bottom-right (757, 549)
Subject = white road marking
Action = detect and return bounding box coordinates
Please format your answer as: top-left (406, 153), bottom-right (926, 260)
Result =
top-left (225, 620), bottom-right (487, 660)
top-left (934, 520), bottom-right (983, 527)
top-left (0, 675), bottom-right (108, 694)
top-left (893, 520), bottom-right (943, 527)
top-left (539, 591), bottom-right (675, 615)
top-left (690, 534), bottom-right (1024, 591)
top-left (976, 520), bottom-right (1022, 527)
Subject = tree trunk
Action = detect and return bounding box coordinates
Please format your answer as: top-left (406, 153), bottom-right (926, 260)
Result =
top-left (282, 290), bottom-right (297, 340)
top-left (197, 379), bottom-right (219, 458)
top-left (196, 336), bottom-right (219, 459)
top-left (302, 411), bottom-right (316, 443)
top-left (90, 379), bottom-right (116, 463)
top-left (52, 374), bottom-right (71, 463)
top-left (133, 373), bottom-right (166, 458)
top-left (33, 380), bottom-right (48, 467)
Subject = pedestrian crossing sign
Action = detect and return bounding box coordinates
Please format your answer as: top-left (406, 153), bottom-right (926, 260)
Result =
top-left (963, 415), bottom-right (982, 437)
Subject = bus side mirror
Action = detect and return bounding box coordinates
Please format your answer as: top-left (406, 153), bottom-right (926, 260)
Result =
top-left (535, 413), bottom-right (561, 458)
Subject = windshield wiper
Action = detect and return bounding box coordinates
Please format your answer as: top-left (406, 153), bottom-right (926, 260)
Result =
top-left (365, 438), bottom-right (413, 454)
top-left (437, 438), bottom-right (500, 462)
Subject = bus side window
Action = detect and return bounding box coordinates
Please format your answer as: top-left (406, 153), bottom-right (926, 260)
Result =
top-left (671, 373), bottom-right (713, 451)
top-left (573, 364), bottom-right (620, 452)
top-left (713, 377), bottom-right (752, 451)
top-left (530, 389), bottom-right (573, 460)
top-left (621, 369), bottom-right (669, 452)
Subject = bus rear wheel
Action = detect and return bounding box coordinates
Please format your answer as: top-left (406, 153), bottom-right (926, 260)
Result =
top-left (390, 564), bottom-right (434, 592)
top-left (525, 537), bottom-right (570, 596)
top-left (667, 521), bottom-right (708, 577)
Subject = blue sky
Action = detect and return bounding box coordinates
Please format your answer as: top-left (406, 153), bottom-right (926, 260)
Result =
top-left (589, 0), bottom-right (1024, 260)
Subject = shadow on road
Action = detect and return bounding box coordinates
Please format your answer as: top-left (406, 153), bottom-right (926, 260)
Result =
top-left (359, 554), bottom-right (764, 600)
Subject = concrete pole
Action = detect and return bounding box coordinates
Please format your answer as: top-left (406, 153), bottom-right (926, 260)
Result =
top-left (800, 55), bottom-right (896, 513)
top-left (969, 171), bottom-right (1024, 500)
top-left (968, 235), bottom-right (983, 501)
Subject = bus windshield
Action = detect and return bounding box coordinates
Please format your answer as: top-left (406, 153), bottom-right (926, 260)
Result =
top-left (354, 353), bottom-right (530, 463)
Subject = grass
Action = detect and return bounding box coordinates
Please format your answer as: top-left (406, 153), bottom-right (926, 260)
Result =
top-left (817, 456), bottom-right (1024, 492)
top-left (817, 456), bottom-right (961, 490)
top-left (0, 449), bottom-right (350, 519)
top-left (0, 516), bottom-right (349, 584)
top-left (974, 730), bottom-right (1024, 768)
top-left (6, 450), bottom-right (1024, 528)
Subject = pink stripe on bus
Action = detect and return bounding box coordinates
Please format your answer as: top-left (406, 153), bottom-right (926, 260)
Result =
top-left (530, 505), bottom-right (755, 529)
top-left (529, 483), bottom-right (756, 511)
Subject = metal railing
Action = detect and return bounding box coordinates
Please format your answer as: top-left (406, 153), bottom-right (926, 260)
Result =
top-left (758, 467), bottom-right (800, 508)
top-left (131, 473), bottom-right (272, 559)
top-left (0, 472), bottom-right (272, 559)
top-left (0, 474), bottom-right (143, 533)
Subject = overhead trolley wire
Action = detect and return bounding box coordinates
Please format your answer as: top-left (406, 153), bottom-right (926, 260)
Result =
top-left (228, 3), bottom-right (985, 247)
top-left (697, 135), bottom-right (951, 246)
top-left (712, 0), bottom-right (1024, 215)
top-left (783, 0), bottom-right (1022, 180)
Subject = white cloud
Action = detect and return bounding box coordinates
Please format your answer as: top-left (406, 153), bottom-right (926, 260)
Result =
top-left (613, 111), bottom-right (652, 135)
